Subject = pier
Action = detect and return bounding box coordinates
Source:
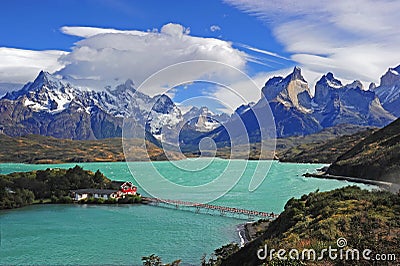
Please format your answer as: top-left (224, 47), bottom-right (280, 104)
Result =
top-left (142, 197), bottom-right (279, 221)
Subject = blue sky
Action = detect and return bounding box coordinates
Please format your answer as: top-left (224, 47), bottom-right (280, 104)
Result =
top-left (0, 0), bottom-right (283, 55)
top-left (1, 0), bottom-right (400, 110)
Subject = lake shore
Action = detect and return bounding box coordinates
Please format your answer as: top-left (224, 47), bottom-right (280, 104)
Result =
top-left (304, 172), bottom-right (400, 193)
top-left (238, 220), bottom-right (271, 246)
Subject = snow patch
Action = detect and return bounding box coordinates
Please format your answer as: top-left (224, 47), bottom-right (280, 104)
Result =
top-left (389, 69), bottom-right (399, 76)
top-left (327, 79), bottom-right (342, 88)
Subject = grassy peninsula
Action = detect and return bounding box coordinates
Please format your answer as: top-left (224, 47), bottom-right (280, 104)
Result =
top-left (0, 165), bottom-right (136, 209)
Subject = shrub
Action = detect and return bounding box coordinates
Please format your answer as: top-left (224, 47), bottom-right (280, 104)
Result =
top-left (106, 198), bottom-right (118, 204)
top-left (51, 195), bottom-right (59, 203)
top-left (58, 196), bottom-right (73, 204)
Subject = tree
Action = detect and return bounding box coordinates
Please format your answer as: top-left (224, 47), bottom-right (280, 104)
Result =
top-left (141, 254), bottom-right (181, 266)
top-left (142, 254), bottom-right (162, 266)
top-left (93, 169), bottom-right (105, 187)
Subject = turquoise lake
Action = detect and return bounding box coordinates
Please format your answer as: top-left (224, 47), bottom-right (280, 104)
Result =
top-left (0, 160), bottom-right (376, 265)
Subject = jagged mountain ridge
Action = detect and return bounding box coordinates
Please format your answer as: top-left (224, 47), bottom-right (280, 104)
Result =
top-left (0, 71), bottom-right (182, 140)
top-left (199, 66), bottom-right (396, 144)
top-left (264, 67), bottom-right (395, 130)
top-left (158, 106), bottom-right (230, 147)
top-left (373, 65), bottom-right (400, 117)
top-left (183, 106), bottom-right (229, 132)
top-left (262, 66), bottom-right (313, 113)
top-left (1, 65), bottom-right (399, 146)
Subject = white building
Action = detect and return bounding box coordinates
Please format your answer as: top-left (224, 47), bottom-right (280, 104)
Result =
top-left (70, 189), bottom-right (118, 201)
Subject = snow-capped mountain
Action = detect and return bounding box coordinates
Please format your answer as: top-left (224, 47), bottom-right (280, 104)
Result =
top-left (235, 102), bottom-right (255, 116)
top-left (147, 94), bottom-right (182, 137)
top-left (156, 106), bottom-right (231, 147)
top-left (0, 71), bottom-right (182, 140)
top-left (313, 73), bottom-right (395, 128)
top-left (182, 106), bottom-right (229, 132)
top-left (196, 66), bottom-right (397, 143)
top-left (1, 65), bottom-right (399, 147)
top-left (313, 72), bottom-right (343, 107)
top-left (373, 65), bottom-right (400, 117)
top-left (262, 66), bottom-right (313, 113)
top-left (260, 67), bottom-right (321, 137)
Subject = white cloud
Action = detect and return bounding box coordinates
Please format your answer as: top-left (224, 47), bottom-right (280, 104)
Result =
top-left (210, 25), bottom-right (221, 32)
top-left (237, 43), bottom-right (290, 61)
top-left (207, 70), bottom-right (289, 113)
top-left (61, 26), bottom-right (148, 38)
top-left (56, 23), bottom-right (248, 94)
top-left (225, 0), bottom-right (400, 85)
top-left (0, 47), bottom-right (66, 85)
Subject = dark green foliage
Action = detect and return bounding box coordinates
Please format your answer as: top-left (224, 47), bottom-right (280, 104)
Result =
top-left (79, 197), bottom-right (106, 204)
top-left (141, 254), bottom-right (181, 266)
top-left (219, 186), bottom-right (400, 266)
top-left (0, 188), bottom-right (34, 209)
top-left (106, 197), bottom-right (118, 204)
top-left (142, 254), bottom-right (162, 266)
top-left (202, 243), bottom-right (240, 265)
top-left (0, 165), bottom-right (111, 209)
top-left (214, 243), bottom-right (240, 261)
top-left (118, 195), bottom-right (142, 204)
top-left (267, 259), bottom-right (306, 266)
top-left (93, 170), bottom-right (106, 187)
top-left (57, 196), bottom-right (73, 204)
top-left (328, 118), bottom-right (400, 183)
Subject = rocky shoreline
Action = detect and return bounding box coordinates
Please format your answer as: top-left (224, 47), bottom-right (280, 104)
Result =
top-left (237, 219), bottom-right (271, 246)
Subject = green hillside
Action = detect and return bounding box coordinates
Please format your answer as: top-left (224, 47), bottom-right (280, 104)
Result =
top-left (327, 118), bottom-right (400, 183)
top-left (217, 186), bottom-right (399, 266)
top-left (277, 128), bottom-right (375, 163)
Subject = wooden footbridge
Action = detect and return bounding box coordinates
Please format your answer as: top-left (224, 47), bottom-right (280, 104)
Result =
top-left (142, 197), bottom-right (279, 221)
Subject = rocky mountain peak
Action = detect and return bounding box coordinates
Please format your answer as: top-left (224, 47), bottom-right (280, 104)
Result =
top-left (345, 80), bottom-right (363, 90)
top-left (123, 79), bottom-right (136, 91)
top-left (0, 71), bottom-right (186, 140)
top-left (326, 72), bottom-right (334, 80)
top-left (374, 65), bottom-right (400, 117)
top-left (108, 79), bottom-right (137, 95)
top-left (235, 102), bottom-right (255, 116)
top-left (3, 71), bottom-right (64, 101)
top-left (314, 72), bottom-right (343, 106)
top-left (34, 70), bottom-right (52, 83)
top-left (262, 66), bottom-right (311, 112)
top-left (31, 71), bottom-right (63, 90)
top-left (290, 66), bottom-right (305, 81)
top-left (369, 82), bottom-right (376, 90)
top-left (321, 72), bottom-right (342, 88)
top-left (380, 65), bottom-right (400, 87)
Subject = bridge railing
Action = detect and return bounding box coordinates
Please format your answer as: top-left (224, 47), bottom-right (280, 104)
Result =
top-left (142, 197), bottom-right (279, 220)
